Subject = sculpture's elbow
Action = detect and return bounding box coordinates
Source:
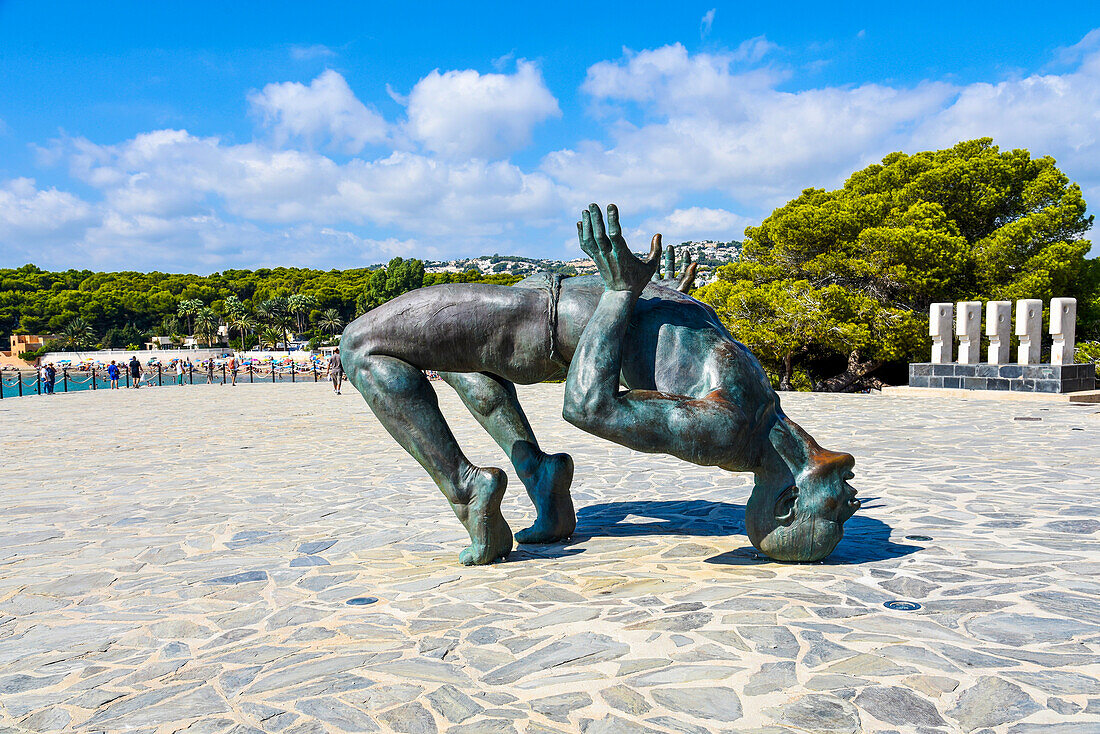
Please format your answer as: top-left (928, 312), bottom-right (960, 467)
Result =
top-left (562, 397), bottom-right (608, 431)
top-left (561, 401), bottom-right (588, 429)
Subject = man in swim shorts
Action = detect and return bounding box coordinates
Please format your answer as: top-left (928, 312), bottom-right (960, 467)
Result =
top-left (328, 348), bottom-right (344, 394)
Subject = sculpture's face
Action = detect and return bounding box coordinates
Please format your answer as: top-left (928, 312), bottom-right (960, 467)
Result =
top-left (747, 452), bottom-right (858, 562)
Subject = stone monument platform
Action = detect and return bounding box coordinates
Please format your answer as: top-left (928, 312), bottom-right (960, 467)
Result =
top-left (908, 362), bottom-right (1097, 393)
top-left (0, 383), bottom-right (1097, 732)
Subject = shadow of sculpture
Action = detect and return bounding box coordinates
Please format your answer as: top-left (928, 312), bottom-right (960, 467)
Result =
top-left (511, 498), bottom-right (920, 566)
top-left (575, 499), bottom-right (747, 540)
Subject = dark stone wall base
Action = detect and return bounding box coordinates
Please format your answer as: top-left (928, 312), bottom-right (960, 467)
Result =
top-left (909, 363), bottom-right (1097, 393)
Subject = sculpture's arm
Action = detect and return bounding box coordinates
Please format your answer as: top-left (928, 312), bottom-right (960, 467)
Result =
top-left (563, 204), bottom-right (750, 467)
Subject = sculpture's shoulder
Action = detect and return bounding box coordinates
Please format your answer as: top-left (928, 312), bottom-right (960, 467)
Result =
top-left (637, 281), bottom-right (724, 328)
top-left (513, 271), bottom-right (555, 291)
top-left (519, 271), bottom-right (707, 306)
top-left (514, 272), bottom-right (601, 293)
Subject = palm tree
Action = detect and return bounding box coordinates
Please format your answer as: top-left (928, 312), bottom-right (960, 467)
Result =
top-left (61, 318), bottom-right (95, 351)
top-left (177, 299), bottom-right (203, 336)
top-left (317, 308), bottom-right (343, 336)
top-left (257, 297), bottom-right (293, 351)
top-left (193, 307), bottom-right (220, 347)
top-left (222, 294), bottom-right (247, 320)
top-left (228, 313), bottom-right (257, 349)
top-left (287, 294), bottom-right (317, 333)
top-left (260, 327), bottom-right (284, 350)
top-left (160, 315), bottom-right (181, 338)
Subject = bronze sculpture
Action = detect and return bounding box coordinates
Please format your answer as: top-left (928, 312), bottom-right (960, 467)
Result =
top-left (342, 204), bottom-right (859, 565)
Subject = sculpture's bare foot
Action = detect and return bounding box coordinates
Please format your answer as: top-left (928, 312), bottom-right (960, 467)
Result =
top-left (516, 453), bottom-right (576, 544)
top-left (457, 467), bottom-right (513, 565)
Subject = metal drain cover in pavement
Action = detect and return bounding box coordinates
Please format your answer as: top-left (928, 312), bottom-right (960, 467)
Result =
top-left (346, 596), bottom-right (378, 606)
top-left (884, 600), bottom-right (921, 611)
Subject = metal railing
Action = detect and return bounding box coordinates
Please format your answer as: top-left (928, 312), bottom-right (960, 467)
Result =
top-left (0, 363), bottom-right (331, 399)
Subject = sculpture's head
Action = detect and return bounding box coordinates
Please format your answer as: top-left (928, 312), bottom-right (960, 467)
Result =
top-left (747, 448), bottom-right (859, 563)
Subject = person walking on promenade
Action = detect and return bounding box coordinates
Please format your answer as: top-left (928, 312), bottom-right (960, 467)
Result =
top-left (107, 360), bottom-right (120, 389)
top-left (328, 348), bottom-right (343, 395)
top-left (227, 354), bottom-right (238, 386)
top-left (128, 355), bottom-right (142, 389)
top-left (175, 359), bottom-right (184, 386)
top-left (44, 362), bottom-right (56, 395)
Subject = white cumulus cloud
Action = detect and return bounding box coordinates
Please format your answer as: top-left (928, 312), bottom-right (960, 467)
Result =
top-left (0, 178), bottom-right (95, 263)
top-left (556, 43), bottom-right (964, 209)
top-left (639, 207), bottom-right (754, 244)
top-left (405, 61), bottom-right (561, 159)
top-left (249, 69), bottom-right (388, 154)
top-left (581, 42), bottom-right (785, 118)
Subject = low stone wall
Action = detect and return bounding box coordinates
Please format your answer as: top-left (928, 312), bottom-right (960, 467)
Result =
top-left (910, 362), bottom-right (1096, 393)
top-left (236, 351), bottom-right (319, 363)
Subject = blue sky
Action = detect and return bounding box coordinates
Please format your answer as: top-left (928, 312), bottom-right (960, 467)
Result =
top-left (1, 1), bottom-right (1098, 272)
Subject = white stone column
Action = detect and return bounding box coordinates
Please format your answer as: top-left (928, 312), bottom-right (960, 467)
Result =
top-left (1015, 299), bottom-right (1042, 365)
top-left (956, 301), bottom-right (982, 364)
top-left (1050, 297), bottom-right (1077, 365)
top-left (929, 303), bottom-right (953, 364)
top-left (985, 301), bottom-right (1012, 364)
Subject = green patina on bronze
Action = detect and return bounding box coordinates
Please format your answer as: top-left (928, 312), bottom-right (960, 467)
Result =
top-left (341, 204), bottom-right (859, 565)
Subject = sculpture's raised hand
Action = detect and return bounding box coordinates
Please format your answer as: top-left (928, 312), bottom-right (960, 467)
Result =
top-left (577, 203), bottom-right (661, 295)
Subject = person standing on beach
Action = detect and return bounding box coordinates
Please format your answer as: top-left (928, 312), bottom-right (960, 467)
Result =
top-left (227, 354), bottom-right (238, 386)
top-left (44, 362), bottom-right (56, 394)
top-left (175, 359), bottom-right (184, 386)
top-left (328, 348), bottom-right (343, 395)
top-left (128, 356), bottom-right (142, 389)
top-left (107, 360), bottom-right (120, 389)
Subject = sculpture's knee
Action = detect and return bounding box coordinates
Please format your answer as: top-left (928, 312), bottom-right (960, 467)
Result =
top-left (354, 355), bottom-right (425, 401)
top-left (461, 381), bottom-right (504, 416)
top-left (438, 373), bottom-right (505, 416)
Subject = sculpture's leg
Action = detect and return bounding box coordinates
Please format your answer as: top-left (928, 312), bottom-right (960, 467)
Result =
top-left (439, 371), bottom-right (576, 544)
top-left (348, 355), bottom-right (512, 565)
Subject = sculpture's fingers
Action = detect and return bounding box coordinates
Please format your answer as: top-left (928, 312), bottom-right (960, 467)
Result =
top-left (607, 203), bottom-right (622, 240)
top-left (578, 220), bottom-right (595, 258)
top-left (646, 233), bottom-right (663, 267)
top-left (588, 203), bottom-right (610, 251)
top-left (581, 209), bottom-right (593, 252)
top-left (676, 261), bottom-right (698, 293)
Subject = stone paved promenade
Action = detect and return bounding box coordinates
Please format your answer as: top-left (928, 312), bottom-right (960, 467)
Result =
top-left (1, 382), bottom-right (1098, 733)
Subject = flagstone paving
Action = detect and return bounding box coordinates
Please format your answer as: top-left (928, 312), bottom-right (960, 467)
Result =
top-left (1, 382), bottom-right (1098, 733)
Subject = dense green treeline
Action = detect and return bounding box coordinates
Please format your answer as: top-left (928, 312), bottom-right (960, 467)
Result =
top-left (0, 258), bottom-right (521, 350)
